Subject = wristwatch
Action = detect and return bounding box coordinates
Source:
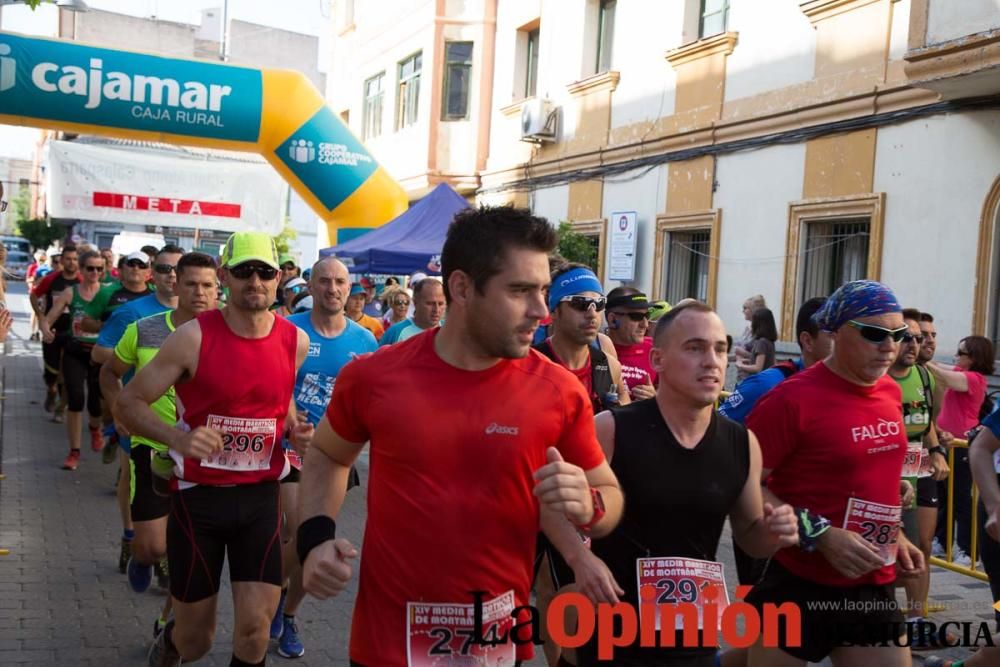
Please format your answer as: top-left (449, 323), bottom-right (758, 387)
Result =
top-left (929, 446), bottom-right (947, 458)
top-left (576, 487), bottom-right (606, 532)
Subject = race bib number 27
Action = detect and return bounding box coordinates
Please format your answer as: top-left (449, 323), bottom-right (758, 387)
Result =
top-left (406, 591), bottom-right (515, 667)
top-left (200, 414), bottom-right (277, 472)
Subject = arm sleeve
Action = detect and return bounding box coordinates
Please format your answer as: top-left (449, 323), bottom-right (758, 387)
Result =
top-left (746, 385), bottom-right (798, 471)
top-left (325, 355), bottom-right (372, 443)
top-left (554, 379), bottom-right (606, 471)
top-left (113, 323), bottom-right (139, 365)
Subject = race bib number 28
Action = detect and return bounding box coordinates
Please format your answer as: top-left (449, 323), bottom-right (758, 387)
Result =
top-left (406, 590), bottom-right (515, 667)
top-left (843, 497), bottom-right (901, 566)
top-left (200, 414), bottom-right (277, 472)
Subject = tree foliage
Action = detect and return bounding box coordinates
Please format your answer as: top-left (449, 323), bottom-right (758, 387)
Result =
top-left (273, 219), bottom-right (297, 256)
top-left (11, 188), bottom-right (61, 251)
top-left (555, 221), bottom-right (598, 271)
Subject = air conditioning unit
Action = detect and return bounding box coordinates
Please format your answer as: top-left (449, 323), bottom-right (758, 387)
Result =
top-left (520, 98), bottom-right (557, 143)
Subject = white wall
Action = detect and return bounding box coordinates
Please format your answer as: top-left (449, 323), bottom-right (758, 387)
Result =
top-left (530, 184), bottom-right (569, 225)
top-left (926, 0), bottom-right (1000, 45)
top-left (713, 143), bottom-right (806, 338)
top-left (602, 165), bottom-right (667, 296)
top-left (724, 0), bottom-right (815, 104)
top-left (888, 0), bottom-right (912, 60)
top-left (875, 110), bottom-right (1000, 357)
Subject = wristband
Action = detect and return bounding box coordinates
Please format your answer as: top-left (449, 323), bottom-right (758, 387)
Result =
top-left (575, 487), bottom-right (606, 532)
top-left (929, 446), bottom-right (947, 458)
top-left (795, 507), bottom-right (831, 553)
top-left (296, 516), bottom-right (337, 565)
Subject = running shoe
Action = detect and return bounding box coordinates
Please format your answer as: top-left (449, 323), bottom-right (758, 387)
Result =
top-left (148, 619), bottom-right (181, 667)
top-left (154, 556), bottom-right (169, 590)
top-left (101, 432), bottom-right (118, 464)
top-left (61, 449), bottom-right (80, 471)
top-left (51, 407), bottom-right (64, 424)
top-left (277, 616), bottom-right (305, 659)
top-left (270, 588), bottom-right (287, 640)
top-left (118, 538), bottom-right (132, 574)
top-left (127, 556), bottom-right (153, 593)
top-left (953, 547), bottom-right (973, 567)
top-left (89, 425), bottom-right (103, 452)
top-left (152, 616), bottom-right (167, 639)
top-left (931, 537), bottom-right (945, 557)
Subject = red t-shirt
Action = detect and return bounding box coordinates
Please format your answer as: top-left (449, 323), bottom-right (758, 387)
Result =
top-left (937, 368), bottom-right (987, 436)
top-left (31, 270), bottom-right (79, 298)
top-left (613, 337), bottom-right (657, 391)
top-left (326, 329), bottom-right (606, 666)
top-left (746, 361), bottom-right (906, 587)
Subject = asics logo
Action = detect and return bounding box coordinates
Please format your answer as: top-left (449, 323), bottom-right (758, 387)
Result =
top-left (485, 422), bottom-right (519, 436)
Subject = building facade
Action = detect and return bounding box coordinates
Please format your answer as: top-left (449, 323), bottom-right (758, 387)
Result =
top-left (458, 0), bottom-right (1000, 360)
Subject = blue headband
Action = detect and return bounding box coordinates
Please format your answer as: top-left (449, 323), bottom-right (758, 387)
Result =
top-left (812, 280), bottom-right (902, 332)
top-left (548, 267), bottom-right (603, 311)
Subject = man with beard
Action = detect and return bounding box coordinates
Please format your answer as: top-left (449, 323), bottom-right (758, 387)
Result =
top-left (120, 232), bottom-right (313, 667)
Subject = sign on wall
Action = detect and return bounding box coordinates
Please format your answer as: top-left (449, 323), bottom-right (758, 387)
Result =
top-left (608, 211), bottom-right (638, 282)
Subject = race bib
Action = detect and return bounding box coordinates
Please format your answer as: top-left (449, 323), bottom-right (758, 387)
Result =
top-left (286, 448), bottom-right (303, 471)
top-left (72, 314), bottom-right (84, 338)
top-left (917, 446), bottom-right (934, 478)
top-left (406, 590), bottom-right (515, 667)
top-left (636, 557), bottom-right (729, 630)
top-left (200, 414), bottom-right (277, 472)
top-left (902, 442), bottom-right (924, 478)
top-left (843, 498), bottom-right (901, 566)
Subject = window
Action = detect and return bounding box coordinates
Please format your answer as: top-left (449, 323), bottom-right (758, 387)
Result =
top-left (568, 219), bottom-right (607, 280)
top-left (18, 178), bottom-right (29, 189)
top-left (442, 42), bottom-right (473, 120)
top-left (799, 219), bottom-right (870, 304)
top-left (525, 29), bottom-right (540, 98)
top-left (664, 229), bottom-right (711, 303)
top-left (362, 72), bottom-right (385, 140)
top-left (699, 0), bottom-right (729, 39)
top-left (595, 0), bottom-right (616, 74)
top-left (396, 52), bottom-right (422, 130)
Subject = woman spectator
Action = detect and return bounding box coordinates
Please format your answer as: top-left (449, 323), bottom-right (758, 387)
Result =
top-left (381, 286), bottom-right (410, 328)
top-left (733, 294), bottom-right (766, 356)
top-left (930, 335), bottom-right (995, 566)
top-left (735, 306), bottom-right (777, 383)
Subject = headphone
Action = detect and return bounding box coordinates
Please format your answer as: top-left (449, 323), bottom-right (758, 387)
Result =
top-left (609, 315), bottom-right (620, 329)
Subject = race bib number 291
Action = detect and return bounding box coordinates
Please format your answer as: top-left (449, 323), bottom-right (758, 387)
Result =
top-left (200, 414), bottom-right (277, 472)
top-left (406, 591), bottom-right (515, 667)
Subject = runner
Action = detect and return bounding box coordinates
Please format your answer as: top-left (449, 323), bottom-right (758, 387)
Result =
top-left (360, 277), bottom-right (383, 319)
top-left (101, 247), bottom-right (119, 283)
top-left (344, 282), bottom-right (384, 341)
top-left (604, 287), bottom-right (656, 400)
top-left (532, 263), bottom-right (630, 666)
top-left (99, 252), bottom-right (218, 636)
top-left (80, 249), bottom-right (155, 333)
top-left (269, 257), bottom-right (378, 659)
top-left (745, 280), bottom-right (925, 666)
top-left (31, 244), bottom-right (80, 420)
top-left (379, 278), bottom-right (446, 345)
top-left (119, 232), bottom-right (312, 667)
top-left (91, 245), bottom-right (182, 575)
top-left (890, 308), bottom-right (949, 649)
top-left (298, 205), bottom-right (623, 666)
top-left (568, 301), bottom-right (799, 666)
top-left (26, 250), bottom-right (46, 341)
top-left (40, 249), bottom-right (105, 470)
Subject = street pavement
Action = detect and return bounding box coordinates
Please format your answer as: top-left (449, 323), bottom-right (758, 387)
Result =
top-left (0, 281), bottom-right (996, 665)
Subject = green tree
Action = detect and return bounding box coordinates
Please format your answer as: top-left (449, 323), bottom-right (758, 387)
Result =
top-left (555, 221), bottom-right (598, 270)
top-left (273, 219), bottom-right (297, 256)
top-left (11, 187), bottom-right (62, 251)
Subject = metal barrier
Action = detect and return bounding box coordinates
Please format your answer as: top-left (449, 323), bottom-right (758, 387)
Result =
top-left (928, 438), bottom-right (989, 582)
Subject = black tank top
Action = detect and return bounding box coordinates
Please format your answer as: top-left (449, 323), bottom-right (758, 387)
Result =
top-left (580, 400), bottom-right (750, 663)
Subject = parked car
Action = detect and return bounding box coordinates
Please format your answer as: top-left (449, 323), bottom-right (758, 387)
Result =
top-left (5, 250), bottom-right (32, 280)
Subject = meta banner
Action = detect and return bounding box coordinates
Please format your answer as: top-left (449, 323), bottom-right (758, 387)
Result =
top-left (0, 31), bottom-right (407, 243)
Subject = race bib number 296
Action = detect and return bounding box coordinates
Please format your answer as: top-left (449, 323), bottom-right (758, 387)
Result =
top-left (200, 414), bottom-right (277, 472)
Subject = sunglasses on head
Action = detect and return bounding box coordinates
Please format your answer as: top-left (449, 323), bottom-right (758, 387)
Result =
top-left (612, 311), bottom-right (649, 322)
top-left (83, 265), bottom-right (104, 273)
top-left (901, 332), bottom-right (924, 345)
top-left (126, 259), bottom-right (148, 269)
top-left (846, 320), bottom-right (908, 344)
top-left (154, 263), bottom-right (177, 275)
top-left (560, 295), bottom-right (607, 312)
top-left (229, 263), bottom-right (279, 281)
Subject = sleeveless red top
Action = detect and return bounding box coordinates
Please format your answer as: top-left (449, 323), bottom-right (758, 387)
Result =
top-left (173, 309), bottom-right (297, 486)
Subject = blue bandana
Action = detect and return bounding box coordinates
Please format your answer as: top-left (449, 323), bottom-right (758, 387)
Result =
top-left (813, 280), bottom-right (902, 332)
top-left (548, 267), bottom-right (603, 311)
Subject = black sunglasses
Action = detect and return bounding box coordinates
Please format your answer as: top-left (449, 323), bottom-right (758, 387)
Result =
top-left (560, 295), bottom-right (607, 312)
top-left (846, 320), bottom-right (908, 344)
top-left (154, 263), bottom-right (177, 275)
top-left (612, 311), bottom-right (649, 322)
top-left (83, 265), bottom-right (104, 273)
top-left (126, 259), bottom-right (149, 269)
top-left (229, 263), bottom-right (279, 281)
top-left (901, 333), bottom-right (924, 345)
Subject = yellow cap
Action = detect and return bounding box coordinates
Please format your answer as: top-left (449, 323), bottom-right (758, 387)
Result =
top-left (648, 300), bottom-right (672, 321)
top-left (221, 232), bottom-right (280, 269)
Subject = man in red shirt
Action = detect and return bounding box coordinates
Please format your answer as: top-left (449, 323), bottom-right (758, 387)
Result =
top-left (746, 280), bottom-right (925, 666)
top-left (298, 206), bottom-right (623, 666)
top-left (31, 245), bottom-right (81, 418)
top-left (604, 286), bottom-right (656, 400)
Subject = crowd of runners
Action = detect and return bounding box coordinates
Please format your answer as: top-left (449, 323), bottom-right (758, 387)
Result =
top-left (19, 205), bottom-right (1000, 667)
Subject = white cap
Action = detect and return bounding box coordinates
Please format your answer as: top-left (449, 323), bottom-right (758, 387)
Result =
top-left (284, 277), bottom-right (307, 291)
top-left (126, 251), bottom-right (151, 265)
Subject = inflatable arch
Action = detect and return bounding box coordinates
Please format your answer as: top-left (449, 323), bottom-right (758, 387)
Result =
top-left (0, 31), bottom-right (408, 244)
